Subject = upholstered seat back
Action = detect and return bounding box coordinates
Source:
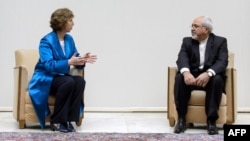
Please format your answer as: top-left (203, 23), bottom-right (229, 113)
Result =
top-left (15, 49), bottom-right (38, 82)
top-left (228, 52), bottom-right (234, 68)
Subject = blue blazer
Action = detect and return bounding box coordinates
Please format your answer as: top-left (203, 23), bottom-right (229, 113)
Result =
top-left (28, 31), bottom-right (84, 128)
top-left (176, 33), bottom-right (228, 76)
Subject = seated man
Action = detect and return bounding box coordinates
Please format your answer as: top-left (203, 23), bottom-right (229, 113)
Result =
top-left (173, 16), bottom-right (228, 135)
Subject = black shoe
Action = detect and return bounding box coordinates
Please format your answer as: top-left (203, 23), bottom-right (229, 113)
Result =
top-left (50, 123), bottom-right (68, 133)
top-left (174, 118), bottom-right (186, 134)
top-left (67, 122), bottom-right (76, 132)
top-left (207, 120), bottom-right (218, 135)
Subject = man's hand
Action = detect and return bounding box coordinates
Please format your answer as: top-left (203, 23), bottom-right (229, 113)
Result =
top-left (183, 71), bottom-right (196, 85)
top-left (195, 72), bottom-right (210, 87)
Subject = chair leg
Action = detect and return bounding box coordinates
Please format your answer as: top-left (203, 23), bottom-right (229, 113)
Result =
top-left (187, 122), bottom-right (194, 128)
top-left (76, 114), bottom-right (84, 126)
top-left (168, 117), bottom-right (176, 127)
top-left (19, 120), bottom-right (26, 129)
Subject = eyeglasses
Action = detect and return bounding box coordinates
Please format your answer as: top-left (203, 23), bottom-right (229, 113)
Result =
top-left (190, 24), bottom-right (204, 29)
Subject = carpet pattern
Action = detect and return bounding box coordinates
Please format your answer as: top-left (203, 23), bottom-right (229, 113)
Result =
top-left (0, 132), bottom-right (223, 141)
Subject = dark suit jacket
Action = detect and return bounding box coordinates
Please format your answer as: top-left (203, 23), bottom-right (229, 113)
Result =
top-left (176, 33), bottom-right (228, 77)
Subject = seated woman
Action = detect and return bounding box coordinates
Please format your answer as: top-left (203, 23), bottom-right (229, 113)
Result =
top-left (28, 8), bottom-right (97, 133)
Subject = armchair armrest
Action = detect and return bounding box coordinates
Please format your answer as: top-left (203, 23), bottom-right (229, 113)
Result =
top-left (225, 68), bottom-right (237, 123)
top-left (167, 66), bottom-right (178, 126)
top-left (13, 66), bottom-right (29, 121)
top-left (70, 66), bottom-right (84, 77)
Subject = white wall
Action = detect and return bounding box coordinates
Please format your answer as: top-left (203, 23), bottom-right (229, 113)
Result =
top-left (0, 0), bottom-right (249, 111)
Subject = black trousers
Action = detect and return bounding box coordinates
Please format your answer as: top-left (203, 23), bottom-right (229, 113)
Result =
top-left (50, 75), bottom-right (85, 124)
top-left (174, 72), bottom-right (224, 122)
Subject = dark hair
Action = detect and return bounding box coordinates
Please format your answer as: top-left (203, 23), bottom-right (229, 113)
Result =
top-left (50, 8), bottom-right (74, 31)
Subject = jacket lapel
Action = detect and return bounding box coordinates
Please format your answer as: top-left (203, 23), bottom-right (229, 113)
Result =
top-left (192, 40), bottom-right (200, 62)
top-left (205, 34), bottom-right (214, 63)
top-left (64, 40), bottom-right (71, 58)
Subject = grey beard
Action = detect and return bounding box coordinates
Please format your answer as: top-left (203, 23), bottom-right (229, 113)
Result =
top-left (192, 34), bottom-right (197, 40)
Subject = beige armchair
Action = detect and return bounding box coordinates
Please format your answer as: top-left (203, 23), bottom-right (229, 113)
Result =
top-left (167, 52), bottom-right (237, 127)
top-left (13, 49), bottom-right (84, 129)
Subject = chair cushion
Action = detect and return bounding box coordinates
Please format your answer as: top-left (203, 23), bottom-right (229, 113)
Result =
top-left (186, 105), bottom-right (227, 124)
top-left (25, 92), bottom-right (56, 105)
top-left (188, 90), bottom-right (226, 106)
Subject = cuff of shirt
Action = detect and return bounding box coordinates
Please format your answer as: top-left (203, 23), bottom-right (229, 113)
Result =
top-left (180, 68), bottom-right (190, 74)
top-left (207, 69), bottom-right (216, 76)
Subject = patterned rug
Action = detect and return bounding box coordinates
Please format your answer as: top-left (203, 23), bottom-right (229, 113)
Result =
top-left (0, 132), bottom-right (223, 141)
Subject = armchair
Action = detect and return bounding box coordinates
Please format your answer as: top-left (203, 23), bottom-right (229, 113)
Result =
top-left (13, 49), bottom-right (84, 129)
top-left (167, 52), bottom-right (237, 127)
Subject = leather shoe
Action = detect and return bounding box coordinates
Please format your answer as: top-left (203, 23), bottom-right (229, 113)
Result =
top-left (50, 123), bottom-right (68, 133)
top-left (67, 122), bottom-right (76, 132)
top-left (207, 120), bottom-right (218, 135)
top-left (174, 118), bottom-right (186, 133)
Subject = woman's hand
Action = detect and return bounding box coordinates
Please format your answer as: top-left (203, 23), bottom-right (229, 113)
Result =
top-left (68, 53), bottom-right (86, 65)
top-left (83, 52), bottom-right (97, 64)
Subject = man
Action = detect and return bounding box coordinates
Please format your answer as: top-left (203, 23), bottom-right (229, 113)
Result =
top-left (173, 16), bottom-right (228, 135)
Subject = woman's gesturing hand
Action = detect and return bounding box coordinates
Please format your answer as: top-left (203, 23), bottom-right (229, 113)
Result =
top-left (68, 52), bottom-right (97, 66)
top-left (83, 52), bottom-right (97, 64)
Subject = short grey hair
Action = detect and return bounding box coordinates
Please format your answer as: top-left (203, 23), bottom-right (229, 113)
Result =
top-left (202, 16), bottom-right (213, 32)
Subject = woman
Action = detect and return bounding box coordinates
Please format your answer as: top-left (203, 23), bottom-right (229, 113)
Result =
top-left (28, 8), bottom-right (97, 133)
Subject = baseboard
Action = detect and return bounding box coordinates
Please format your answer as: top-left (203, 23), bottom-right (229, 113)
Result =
top-left (1, 106), bottom-right (250, 113)
top-left (84, 107), bottom-right (167, 112)
top-left (236, 107), bottom-right (250, 113)
top-left (0, 107), bottom-right (13, 112)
